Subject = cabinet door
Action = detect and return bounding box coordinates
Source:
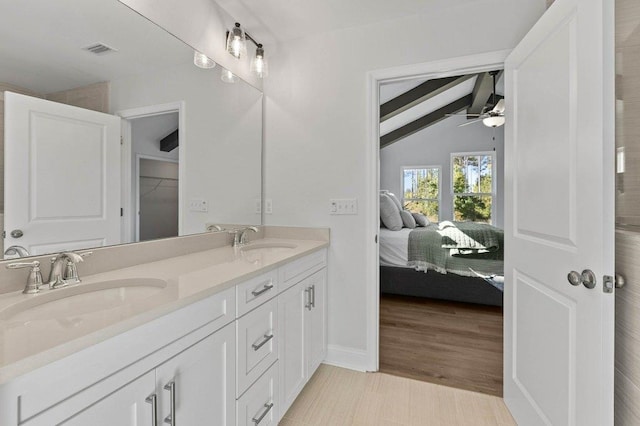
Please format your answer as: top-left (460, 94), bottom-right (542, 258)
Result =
top-left (278, 280), bottom-right (308, 417)
top-left (156, 322), bottom-right (236, 426)
top-left (307, 269), bottom-right (327, 375)
top-left (59, 371), bottom-right (156, 426)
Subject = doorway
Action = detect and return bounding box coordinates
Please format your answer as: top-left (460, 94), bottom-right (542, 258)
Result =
top-left (137, 156), bottom-right (179, 241)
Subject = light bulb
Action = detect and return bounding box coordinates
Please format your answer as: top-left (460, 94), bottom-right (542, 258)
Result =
top-left (482, 115), bottom-right (505, 128)
top-left (221, 68), bottom-right (238, 83)
top-left (226, 23), bottom-right (246, 59)
top-left (193, 51), bottom-right (216, 69)
top-left (250, 45), bottom-right (268, 78)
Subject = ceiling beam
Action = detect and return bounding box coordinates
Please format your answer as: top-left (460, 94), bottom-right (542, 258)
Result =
top-left (380, 74), bottom-right (475, 122)
top-left (380, 95), bottom-right (472, 149)
top-left (468, 71), bottom-right (504, 117)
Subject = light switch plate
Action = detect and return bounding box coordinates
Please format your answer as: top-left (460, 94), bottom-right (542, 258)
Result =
top-left (265, 199), bottom-right (273, 214)
top-left (330, 198), bottom-right (358, 215)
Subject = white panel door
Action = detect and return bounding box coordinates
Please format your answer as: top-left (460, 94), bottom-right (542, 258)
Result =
top-left (4, 92), bottom-right (121, 255)
top-left (156, 323), bottom-right (236, 426)
top-left (59, 371), bottom-right (155, 426)
top-left (504, 0), bottom-right (614, 424)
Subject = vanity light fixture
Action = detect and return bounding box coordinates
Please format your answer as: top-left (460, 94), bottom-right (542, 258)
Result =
top-left (250, 44), bottom-right (268, 78)
top-left (221, 68), bottom-right (238, 83)
top-left (193, 51), bottom-right (216, 69)
top-left (226, 23), bottom-right (247, 59)
top-left (226, 22), bottom-right (268, 79)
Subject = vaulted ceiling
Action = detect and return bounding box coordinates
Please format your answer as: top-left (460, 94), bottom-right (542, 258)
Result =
top-left (379, 71), bottom-right (504, 148)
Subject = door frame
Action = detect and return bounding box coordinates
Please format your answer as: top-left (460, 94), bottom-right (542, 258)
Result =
top-left (116, 102), bottom-right (185, 244)
top-left (365, 50), bottom-right (511, 371)
top-left (135, 154), bottom-right (179, 242)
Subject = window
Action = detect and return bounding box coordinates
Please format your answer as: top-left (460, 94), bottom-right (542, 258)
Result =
top-left (402, 166), bottom-right (440, 222)
top-left (451, 152), bottom-right (495, 223)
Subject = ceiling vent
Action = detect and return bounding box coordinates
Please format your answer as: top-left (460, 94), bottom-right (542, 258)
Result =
top-left (82, 43), bottom-right (118, 55)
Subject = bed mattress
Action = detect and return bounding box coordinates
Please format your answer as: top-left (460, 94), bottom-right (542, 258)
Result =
top-left (379, 228), bottom-right (412, 267)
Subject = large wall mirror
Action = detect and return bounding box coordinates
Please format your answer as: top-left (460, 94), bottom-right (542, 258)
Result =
top-left (0, 0), bottom-right (263, 259)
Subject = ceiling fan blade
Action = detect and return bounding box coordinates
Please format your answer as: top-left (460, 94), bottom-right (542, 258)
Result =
top-left (492, 98), bottom-right (505, 114)
top-left (458, 118), bottom-right (484, 127)
top-left (445, 113), bottom-right (483, 117)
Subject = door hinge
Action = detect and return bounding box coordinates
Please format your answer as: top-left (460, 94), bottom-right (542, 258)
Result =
top-left (120, 208), bottom-right (123, 217)
top-left (1, 231), bottom-right (5, 239)
top-left (120, 136), bottom-right (124, 145)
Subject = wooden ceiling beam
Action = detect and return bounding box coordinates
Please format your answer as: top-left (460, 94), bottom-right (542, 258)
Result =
top-left (380, 74), bottom-right (475, 122)
top-left (380, 95), bottom-right (472, 149)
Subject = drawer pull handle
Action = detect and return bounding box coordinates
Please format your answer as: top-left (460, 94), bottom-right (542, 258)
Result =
top-left (252, 333), bottom-right (274, 351)
top-left (305, 287), bottom-right (312, 311)
top-left (163, 381), bottom-right (176, 425)
top-left (311, 284), bottom-right (316, 308)
top-left (252, 402), bottom-right (274, 424)
top-left (145, 393), bottom-right (158, 426)
top-left (251, 283), bottom-right (274, 297)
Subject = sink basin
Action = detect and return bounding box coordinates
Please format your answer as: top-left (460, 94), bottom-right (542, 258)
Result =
top-left (240, 242), bottom-right (298, 253)
top-left (0, 278), bottom-right (168, 322)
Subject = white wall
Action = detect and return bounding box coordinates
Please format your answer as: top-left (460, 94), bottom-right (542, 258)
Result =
top-left (263, 0), bottom-right (545, 367)
top-left (380, 114), bottom-right (505, 228)
top-left (110, 61), bottom-right (263, 236)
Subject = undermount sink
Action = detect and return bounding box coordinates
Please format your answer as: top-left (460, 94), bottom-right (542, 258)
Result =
top-left (240, 242), bottom-right (298, 253)
top-left (0, 278), bottom-right (169, 322)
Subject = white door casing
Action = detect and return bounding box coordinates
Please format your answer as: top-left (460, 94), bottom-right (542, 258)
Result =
top-left (4, 92), bottom-right (121, 255)
top-left (503, 0), bottom-right (615, 423)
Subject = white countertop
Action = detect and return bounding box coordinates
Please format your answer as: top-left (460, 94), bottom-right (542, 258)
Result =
top-left (0, 237), bottom-right (328, 384)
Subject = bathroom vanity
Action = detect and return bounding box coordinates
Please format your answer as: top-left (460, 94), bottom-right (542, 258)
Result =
top-left (0, 232), bottom-right (328, 425)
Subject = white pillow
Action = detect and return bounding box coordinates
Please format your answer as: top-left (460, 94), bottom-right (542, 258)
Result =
top-left (400, 210), bottom-right (416, 228)
top-left (412, 212), bottom-right (430, 227)
top-left (386, 192), bottom-right (403, 211)
top-left (380, 194), bottom-right (403, 231)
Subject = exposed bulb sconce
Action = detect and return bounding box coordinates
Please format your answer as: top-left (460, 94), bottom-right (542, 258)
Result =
top-left (226, 22), bottom-right (268, 78)
top-left (193, 51), bottom-right (216, 69)
top-left (221, 68), bottom-right (238, 84)
top-left (250, 44), bottom-right (268, 78)
top-left (226, 23), bottom-right (247, 59)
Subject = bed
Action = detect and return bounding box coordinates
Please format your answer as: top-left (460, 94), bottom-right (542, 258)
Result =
top-left (379, 221), bottom-right (504, 307)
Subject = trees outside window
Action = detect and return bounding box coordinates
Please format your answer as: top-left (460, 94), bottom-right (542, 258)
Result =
top-left (451, 153), bottom-right (494, 223)
top-left (402, 166), bottom-right (440, 222)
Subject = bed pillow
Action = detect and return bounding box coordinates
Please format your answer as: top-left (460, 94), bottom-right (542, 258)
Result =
top-left (412, 212), bottom-right (430, 227)
top-left (386, 192), bottom-right (403, 211)
top-left (400, 210), bottom-right (416, 228)
top-left (380, 193), bottom-right (403, 231)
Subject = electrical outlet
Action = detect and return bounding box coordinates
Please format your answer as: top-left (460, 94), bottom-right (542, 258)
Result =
top-left (330, 198), bottom-right (358, 215)
top-left (189, 199), bottom-right (208, 212)
top-left (265, 199), bottom-right (273, 214)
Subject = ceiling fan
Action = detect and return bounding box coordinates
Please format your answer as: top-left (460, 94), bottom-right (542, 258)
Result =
top-left (447, 70), bottom-right (505, 128)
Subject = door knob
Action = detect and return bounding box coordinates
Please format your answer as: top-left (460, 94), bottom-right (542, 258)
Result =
top-left (10, 229), bottom-right (23, 238)
top-left (567, 271), bottom-right (582, 286)
top-left (581, 269), bottom-right (597, 289)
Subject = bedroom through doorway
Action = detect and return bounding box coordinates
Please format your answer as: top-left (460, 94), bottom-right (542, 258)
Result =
top-left (377, 67), bottom-right (506, 396)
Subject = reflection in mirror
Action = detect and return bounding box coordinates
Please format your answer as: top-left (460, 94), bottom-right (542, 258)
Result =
top-left (0, 0), bottom-right (262, 259)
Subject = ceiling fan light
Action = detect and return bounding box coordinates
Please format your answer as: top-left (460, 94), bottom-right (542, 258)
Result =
top-left (483, 115), bottom-right (506, 128)
top-left (193, 51), bottom-right (216, 69)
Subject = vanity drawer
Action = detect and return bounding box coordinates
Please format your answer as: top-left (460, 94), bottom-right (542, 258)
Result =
top-left (236, 269), bottom-right (278, 317)
top-left (278, 249), bottom-right (327, 292)
top-left (236, 298), bottom-right (278, 397)
top-left (237, 362), bottom-right (279, 426)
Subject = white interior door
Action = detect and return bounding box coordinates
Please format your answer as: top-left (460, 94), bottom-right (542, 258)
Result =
top-left (4, 92), bottom-right (121, 256)
top-left (504, 0), bottom-right (615, 424)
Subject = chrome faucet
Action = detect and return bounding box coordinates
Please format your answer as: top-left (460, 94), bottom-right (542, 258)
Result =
top-left (229, 226), bottom-right (259, 247)
top-left (48, 251), bottom-right (90, 289)
top-left (6, 260), bottom-right (43, 294)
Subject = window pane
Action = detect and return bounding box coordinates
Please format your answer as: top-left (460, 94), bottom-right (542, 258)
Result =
top-left (403, 167), bottom-right (439, 201)
top-left (453, 195), bottom-right (492, 223)
top-left (479, 155), bottom-right (492, 193)
top-left (405, 200), bottom-right (439, 223)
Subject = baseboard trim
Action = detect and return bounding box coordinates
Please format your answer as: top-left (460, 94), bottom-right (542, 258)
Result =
top-left (324, 345), bottom-right (369, 372)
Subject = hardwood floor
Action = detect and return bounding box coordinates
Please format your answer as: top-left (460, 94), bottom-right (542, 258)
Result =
top-left (280, 364), bottom-right (515, 426)
top-left (379, 294), bottom-right (503, 396)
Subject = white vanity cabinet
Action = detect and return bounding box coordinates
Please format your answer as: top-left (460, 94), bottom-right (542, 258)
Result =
top-left (0, 247), bottom-right (328, 426)
top-left (278, 266), bottom-right (327, 417)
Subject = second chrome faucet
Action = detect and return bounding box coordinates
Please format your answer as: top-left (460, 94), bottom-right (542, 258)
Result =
top-left (229, 226), bottom-right (259, 247)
